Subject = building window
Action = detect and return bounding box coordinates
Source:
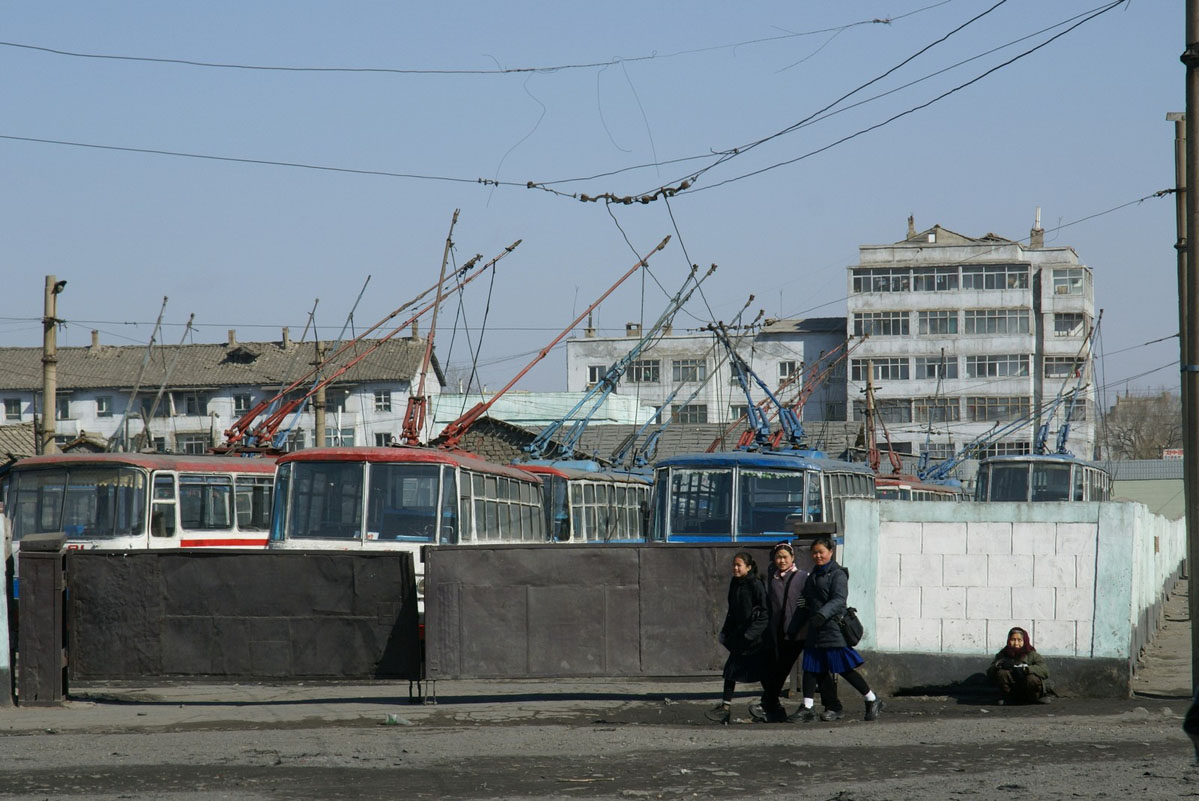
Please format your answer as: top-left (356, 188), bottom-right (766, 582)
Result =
top-left (966, 396), bottom-right (1031, 422)
top-left (851, 358), bottom-right (909, 382)
top-left (852, 399), bottom-right (911, 423)
top-left (282, 430), bottom-right (307, 452)
top-left (628, 359), bottom-right (660, 383)
top-left (853, 311), bottom-right (909, 337)
top-left (325, 427), bottom-right (356, 446)
top-left (374, 432), bottom-right (393, 447)
top-left (587, 365), bottom-right (605, 387)
top-left (4, 398), bottom-right (21, 421)
top-left (56, 396), bottom-right (70, 421)
top-left (374, 390), bottom-right (392, 412)
top-left (1053, 268), bottom-right (1086, 295)
top-left (778, 360), bottom-right (798, 380)
top-left (1054, 313), bottom-right (1086, 337)
top-left (672, 359), bottom-right (707, 383)
top-left (730, 404), bottom-right (749, 420)
top-left (139, 397), bottom-right (169, 418)
top-left (914, 356), bottom-right (958, 379)
top-left (96, 395), bottom-right (113, 418)
top-left (963, 309), bottom-right (1030, 335)
top-left (671, 403), bottom-right (708, 423)
top-left (917, 310), bottom-right (958, 335)
top-left (919, 442), bottom-right (956, 461)
top-left (980, 440), bottom-right (1031, 458)
top-left (914, 397), bottom-right (961, 423)
top-left (176, 433), bottom-right (210, 455)
top-left (1045, 356), bottom-right (1082, 378)
top-left (961, 264), bottom-right (1029, 290)
top-left (184, 395), bottom-right (206, 416)
top-left (912, 267), bottom-right (959, 292)
top-left (233, 394), bottom-right (253, 415)
top-left (965, 354), bottom-right (1030, 378)
top-left (824, 401), bottom-right (847, 420)
top-left (851, 267), bottom-right (910, 293)
top-left (151, 437), bottom-right (167, 454)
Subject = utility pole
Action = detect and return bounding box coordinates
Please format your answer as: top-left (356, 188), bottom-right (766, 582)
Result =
top-left (314, 342), bottom-right (327, 448)
top-left (1181, 0), bottom-right (1199, 689)
top-left (39, 275), bottom-right (66, 455)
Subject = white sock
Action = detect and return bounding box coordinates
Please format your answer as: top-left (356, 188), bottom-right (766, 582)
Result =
top-left (864, 691), bottom-right (877, 702)
top-left (803, 698), bottom-right (815, 709)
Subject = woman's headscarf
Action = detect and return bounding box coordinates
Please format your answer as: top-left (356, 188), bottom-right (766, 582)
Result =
top-left (1002, 626), bottom-right (1035, 659)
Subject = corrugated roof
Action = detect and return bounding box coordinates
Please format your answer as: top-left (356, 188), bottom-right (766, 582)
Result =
top-left (0, 336), bottom-right (438, 392)
top-left (759, 317), bottom-right (847, 335)
top-left (1107, 459), bottom-right (1184, 481)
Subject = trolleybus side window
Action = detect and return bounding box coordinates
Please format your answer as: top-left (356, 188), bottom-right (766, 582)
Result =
top-left (235, 475), bottom-right (273, 531)
top-left (807, 472), bottom-right (824, 522)
top-left (440, 469), bottom-right (458, 544)
top-left (152, 474), bottom-right (177, 537)
top-left (1073, 466), bottom-right (1085, 502)
top-left (290, 461), bottom-right (363, 539)
top-left (12, 468), bottom-right (147, 540)
top-left (367, 463), bottom-right (440, 541)
top-left (179, 474), bottom-right (233, 530)
top-left (669, 469), bottom-right (732, 536)
top-left (1030, 464), bottom-right (1071, 502)
top-left (989, 464), bottom-right (1029, 502)
top-left (738, 470), bottom-right (804, 534)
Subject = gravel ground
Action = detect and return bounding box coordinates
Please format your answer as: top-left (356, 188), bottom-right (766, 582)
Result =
top-left (1, 693), bottom-right (1195, 800)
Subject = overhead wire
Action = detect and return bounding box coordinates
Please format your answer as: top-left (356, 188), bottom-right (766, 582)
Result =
top-left (0, 4), bottom-right (954, 76)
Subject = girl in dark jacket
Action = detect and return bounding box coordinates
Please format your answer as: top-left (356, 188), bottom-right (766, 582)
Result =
top-left (706, 552), bottom-right (769, 723)
top-left (795, 536), bottom-right (884, 722)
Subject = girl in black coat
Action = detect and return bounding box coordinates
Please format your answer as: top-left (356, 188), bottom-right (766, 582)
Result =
top-left (794, 536), bottom-right (884, 722)
top-left (706, 552), bottom-right (769, 723)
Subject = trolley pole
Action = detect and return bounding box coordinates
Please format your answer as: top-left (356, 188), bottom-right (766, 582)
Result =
top-left (1182, 0), bottom-right (1199, 689)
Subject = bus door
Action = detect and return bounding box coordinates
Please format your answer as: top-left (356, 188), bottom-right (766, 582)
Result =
top-left (149, 471), bottom-right (183, 548)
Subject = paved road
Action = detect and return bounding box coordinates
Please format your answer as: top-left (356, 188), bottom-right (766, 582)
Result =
top-left (0, 581), bottom-right (1194, 800)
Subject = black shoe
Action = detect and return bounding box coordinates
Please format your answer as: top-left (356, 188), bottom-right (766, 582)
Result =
top-left (865, 698), bottom-right (885, 721)
top-left (787, 708), bottom-right (817, 723)
top-left (820, 708), bottom-right (844, 722)
top-left (765, 705), bottom-right (789, 723)
top-left (705, 703), bottom-right (731, 723)
top-left (748, 701), bottom-right (766, 722)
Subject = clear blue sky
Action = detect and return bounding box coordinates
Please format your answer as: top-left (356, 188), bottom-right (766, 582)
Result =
top-left (0, 1), bottom-right (1182, 407)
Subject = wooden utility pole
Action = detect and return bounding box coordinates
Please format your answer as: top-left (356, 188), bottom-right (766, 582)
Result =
top-left (39, 275), bottom-right (65, 455)
top-left (1182, 0), bottom-right (1199, 689)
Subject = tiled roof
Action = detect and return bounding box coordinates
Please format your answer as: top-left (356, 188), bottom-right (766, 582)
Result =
top-left (0, 422), bottom-right (35, 462)
top-left (0, 336), bottom-right (439, 392)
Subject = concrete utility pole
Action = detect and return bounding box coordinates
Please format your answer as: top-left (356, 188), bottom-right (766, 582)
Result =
top-left (39, 275), bottom-right (66, 455)
top-left (314, 342), bottom-right (327, 448)
top-left (1182, 0), bottom-right (1199, 689)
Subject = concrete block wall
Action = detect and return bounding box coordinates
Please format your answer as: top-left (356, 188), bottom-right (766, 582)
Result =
top-left (842, 500), bottom-right (1184, 663)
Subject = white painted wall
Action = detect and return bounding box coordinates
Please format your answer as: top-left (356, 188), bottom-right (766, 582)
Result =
top-left (841, 500), bottom-right (1185, 661)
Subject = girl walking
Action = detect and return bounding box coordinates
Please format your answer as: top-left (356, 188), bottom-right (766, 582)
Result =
top-left (706, 552), bottom-right (769, 724)
top-left (794, 536), bottom-right (883, 722)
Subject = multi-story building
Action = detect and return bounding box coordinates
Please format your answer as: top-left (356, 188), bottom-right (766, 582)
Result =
top-left (564, 317), bottom-right (848, 429)
top-left (846, 216), bottom-right (1097, 465)
top-left (0, 329), bottom-right (440, 453)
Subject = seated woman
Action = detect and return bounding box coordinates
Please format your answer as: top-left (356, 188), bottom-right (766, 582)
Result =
top-left (987, 626), bottom-right (1051, 704)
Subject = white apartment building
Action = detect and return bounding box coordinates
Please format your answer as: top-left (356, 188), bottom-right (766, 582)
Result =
top-left (564, 318), bottom-right (848, 431)
top-left (0, 329), bottom-right (440, 453)
top-left (846, 217), bottom-right (1096, 463)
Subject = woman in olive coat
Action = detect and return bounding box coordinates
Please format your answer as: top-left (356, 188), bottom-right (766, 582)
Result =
top-left (706, 552), bottom-right (769, 723)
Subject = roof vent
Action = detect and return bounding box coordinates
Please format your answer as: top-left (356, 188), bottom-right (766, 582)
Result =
top-left (227, 329), bottom-right (237, 347)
